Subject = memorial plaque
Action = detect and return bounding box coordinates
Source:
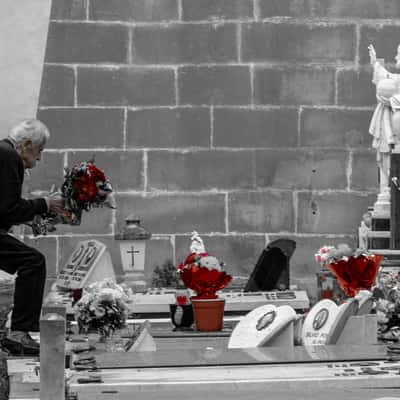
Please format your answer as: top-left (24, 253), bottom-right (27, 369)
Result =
top-left (302, 298), bottom-right (360, 346)
top-left (56, 239), bottom-right (115, 290)
top-left (244, 239), bottom-right (296, 292)
top-left (228, 304), bottom-right (297, 349)
top-left (302, 299), bottom-right (339, 346)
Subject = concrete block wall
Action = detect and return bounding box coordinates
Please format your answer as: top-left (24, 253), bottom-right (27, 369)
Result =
top-left (28, 0), bottom-right (398, 301)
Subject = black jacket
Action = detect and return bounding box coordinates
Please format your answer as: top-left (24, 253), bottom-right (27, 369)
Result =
top-left (0, 139), bottom-right (47, 231)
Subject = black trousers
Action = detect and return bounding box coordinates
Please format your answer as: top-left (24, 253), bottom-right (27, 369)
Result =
top-left (0, 233), bottom-right (46, 332)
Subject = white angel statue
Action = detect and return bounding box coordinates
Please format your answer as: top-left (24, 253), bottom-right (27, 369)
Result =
top-left (368, 44), bottom-right (400, 199)
top-left (190, 231), bottom-right (206, 254)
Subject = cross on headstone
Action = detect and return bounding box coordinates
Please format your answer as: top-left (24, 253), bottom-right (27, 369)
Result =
top-left (127, 246), bottom-right (140, 267)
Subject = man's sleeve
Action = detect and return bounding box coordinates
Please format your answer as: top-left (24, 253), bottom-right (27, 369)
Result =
top-left (0, 154), bottom-right (48, 226)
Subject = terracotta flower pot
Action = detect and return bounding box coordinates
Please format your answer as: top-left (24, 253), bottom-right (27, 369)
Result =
top-left (191, 298), bottom-right (225, 331)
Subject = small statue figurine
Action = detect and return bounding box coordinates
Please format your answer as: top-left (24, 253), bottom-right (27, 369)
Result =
top-left (190, 231), bottom-right (206, 254)
top-left (368, 44), bottom-right (400, 212)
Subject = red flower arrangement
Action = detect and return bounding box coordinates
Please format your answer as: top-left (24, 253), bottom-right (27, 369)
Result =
top-left (315, 244), bottom-right (383, 298)
top-left (177, 232), bottom-right (232, 299)
top-left (30, 158), bottom-right (114, 235)
top-left (62, 159), bottom-right (114, 225)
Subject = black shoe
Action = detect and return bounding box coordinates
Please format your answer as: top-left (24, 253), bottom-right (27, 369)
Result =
top-left (2, 332), bottom-right (39, 356)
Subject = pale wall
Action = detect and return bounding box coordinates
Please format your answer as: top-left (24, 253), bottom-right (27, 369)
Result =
top-left (0, 0), bottom-right (51, 138)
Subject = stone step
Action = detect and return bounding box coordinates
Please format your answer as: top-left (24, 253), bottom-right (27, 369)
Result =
top-left (368, 237), bottom-right (390, 250)
top-left (371, 218), bottom-right (390, 232)
top-left (367, 231), bottom-right (390, 238)
top-left (367, 249), bottom-right (400, 259)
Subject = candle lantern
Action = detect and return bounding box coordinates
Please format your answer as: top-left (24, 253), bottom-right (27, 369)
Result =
top-left (115, 215), bottom-right (151, 291)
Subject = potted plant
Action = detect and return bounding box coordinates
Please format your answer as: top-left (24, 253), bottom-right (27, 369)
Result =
top-left (177, 232), bottom-right (232, 331)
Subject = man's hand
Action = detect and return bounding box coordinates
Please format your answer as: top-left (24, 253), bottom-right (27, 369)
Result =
top-left (47, 193), bottom-right (66, 214)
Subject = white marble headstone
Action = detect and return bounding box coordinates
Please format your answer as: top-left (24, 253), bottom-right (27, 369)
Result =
top-left (302, 299), bottom-right (339, 346)
top-left (302, 298), bottom-right (360, 346)
top-left (228, 304), bottom-right (297, 349)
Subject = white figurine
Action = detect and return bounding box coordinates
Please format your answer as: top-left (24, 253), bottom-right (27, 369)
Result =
top-left (190, 230), bottom-right (206, 254)
top-left (368, 44), bottom-right (400, 205)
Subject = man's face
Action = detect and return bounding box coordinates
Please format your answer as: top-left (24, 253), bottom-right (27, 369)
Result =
top-left (19, 139), bottom-right (44, 169)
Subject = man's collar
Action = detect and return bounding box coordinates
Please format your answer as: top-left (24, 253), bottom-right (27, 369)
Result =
top-left (4, 137), bottom-right (17, 149)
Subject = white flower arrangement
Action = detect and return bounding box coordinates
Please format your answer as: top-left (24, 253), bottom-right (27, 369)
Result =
top-left (74, 279), bottom-right (132, 337)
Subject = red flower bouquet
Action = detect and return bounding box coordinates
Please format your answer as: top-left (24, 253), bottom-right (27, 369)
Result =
top-left (177, 232), bottom-right (232, 299)
top-left (315, 244), bottom-right (383, 297)
top-left (62, 159), bottom-right (114, 224)
top-left (30, 158), bottom-right (114, 235)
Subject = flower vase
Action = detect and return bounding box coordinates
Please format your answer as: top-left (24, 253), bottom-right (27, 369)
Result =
top-left (191, 297), bottom-right (225, 331)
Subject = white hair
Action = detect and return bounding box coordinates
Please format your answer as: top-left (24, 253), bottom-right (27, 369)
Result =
top-left (9, 119), bottom-right (50, 147)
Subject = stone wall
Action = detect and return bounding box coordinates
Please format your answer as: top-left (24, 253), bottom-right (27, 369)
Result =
top-left (29, 0), bottom-right (400, 300)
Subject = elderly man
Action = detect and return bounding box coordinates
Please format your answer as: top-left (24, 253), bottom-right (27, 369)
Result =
top-left (0, 119), bottom-right (65, 355)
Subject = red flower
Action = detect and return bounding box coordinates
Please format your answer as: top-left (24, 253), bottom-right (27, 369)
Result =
top-left (327, 254), bottom-right (383, 297)
top-left (176, 295), bottom-right (188, 305)
top-left (180, 265), bottom-right (232, 299)
top-left (71, 162), bottom-right (107, 205)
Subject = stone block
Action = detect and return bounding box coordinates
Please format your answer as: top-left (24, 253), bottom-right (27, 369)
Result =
top-left (116, 193), bottom-right (226, 234)
top-left (258, 0), bottom-right (400, 19)
top-left (50, 0), bottom-right (87, 20)
top-left (213, 108), bottom-right (298, 148)
top-left (132, 24), bottom-right (237, 64)
top-left (297, 191), bottom-right (377, 234)
top-left (38, 65), bottom-right (75, 107)
top-left (254, 67), bottom-right (335, 105)
top-left (269, 234), bottom-right (356, 279)
top-left (255, 149), bottom-right (348, 190)
top-left (359, 25), bottom-right (400, 65)
top-left (300, 108), bottom-right (372, 148)
top-left (147, 150), bottom-right (255, 190)
top-left (54, 206), bottom-right (113, 235)
top-left (228, 191), bottom-right (294, 233)
top-left (26, 152), bottom-right (65, 191)
top-left (90, 0), bottom-right (178, 22)
top-left (337, 67), bottom-right (376, 106)
top-left (45, 22), bottom-right (128, 63)
top-left (350, 150), bottom-right (379, 191)
top-left (24, 236), bottom-right (58, 278)
top-left (67, 150), bottom-right (144, 191)
top-left (144, 238), bottom-right (175, 285)
top-left (182, 0), bottom-right (253, 21)
top-left (37, 108), bottom-right (124, 148)
top-left (126, 107), bottom-right (210, 148)
top-left (178, 66), bottom-right (251, 105)
top-left (77, 67), bottom-right (175, 106)
top-left (176, 234), bottom-right (266, 278)
top-left (242, 22), bottom-right (355, 63)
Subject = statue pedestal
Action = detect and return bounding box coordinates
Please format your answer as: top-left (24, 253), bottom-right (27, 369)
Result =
top-left (373, 187), bottom-right (391, 218)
